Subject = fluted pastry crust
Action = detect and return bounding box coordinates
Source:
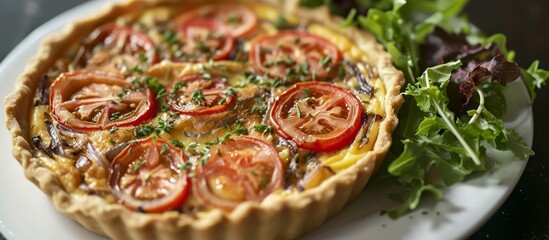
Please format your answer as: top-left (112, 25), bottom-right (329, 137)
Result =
top-left (4, 0), bottom-right (404, 239)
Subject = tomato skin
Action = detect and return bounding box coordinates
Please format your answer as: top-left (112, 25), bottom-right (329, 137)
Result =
top-left (87, 24), bottom-right (159, 65)
top-left (249, 31), bottom-right (343, 82)
top-left (167, 73), bottom-right (234, 115)
top-left (49, 71), bottom-right (156, 131)
top-left (175, 4), bottom-right (258, 38)
top-left (194, 137), bottom-right (284, 210)
top-left (108, 137), bottom-right (190, 213)
top-left (175, 19), bottom-right (235, 62)
top-left (270, 82), bottom-right (364, 152)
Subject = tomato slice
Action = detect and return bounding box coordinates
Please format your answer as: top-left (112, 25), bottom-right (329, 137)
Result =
top-left (176, 19), bottom-right (234, 62)
top-left (194, 137), bottom-right (284, 210)
top-left (270, 82), bottom-right (364, 152)
top-left (85, 23), bottom-right (159, 65)
top-left (249, 31), bottom-right (342, 82)
top-left (175, 4), bottom-right (258, 38)
top-left (167, 73), bottom-right (234, 115)
top-left (49, 71), bottom-right (156, 131)
top-left (108, 137), bottom-right (190, 213)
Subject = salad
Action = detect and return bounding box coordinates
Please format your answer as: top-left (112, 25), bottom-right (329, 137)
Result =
top-left (301, 0), bottom-right (549, 217)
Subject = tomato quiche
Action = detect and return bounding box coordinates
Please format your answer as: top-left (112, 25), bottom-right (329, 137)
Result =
top-left (4, 0), bottom-right (403, 239)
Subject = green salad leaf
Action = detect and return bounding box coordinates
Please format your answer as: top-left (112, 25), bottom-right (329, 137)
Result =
top-left (300, 0), bottom-right (547, 217)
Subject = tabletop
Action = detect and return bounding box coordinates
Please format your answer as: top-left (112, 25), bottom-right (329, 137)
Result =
top-left (0, 0), bottom-right (548, 239)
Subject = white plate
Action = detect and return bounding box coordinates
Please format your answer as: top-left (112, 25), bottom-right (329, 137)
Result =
top-left (0, 1), bottom-right (533, 240)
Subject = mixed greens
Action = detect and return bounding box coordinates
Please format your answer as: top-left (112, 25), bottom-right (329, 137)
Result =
top-left (301, 0), bottom-right (549, 217)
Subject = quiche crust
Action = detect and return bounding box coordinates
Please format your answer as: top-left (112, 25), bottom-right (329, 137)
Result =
top-left (4, 0), bottom-right (404, 239)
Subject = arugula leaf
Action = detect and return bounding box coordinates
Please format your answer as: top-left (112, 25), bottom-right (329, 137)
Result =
top-left (302, 0), bottom-right (542, 218)
top-left (521, 60), bottom-right (549, 100)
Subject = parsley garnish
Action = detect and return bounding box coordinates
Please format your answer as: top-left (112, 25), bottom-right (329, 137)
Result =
top-left (110, 112), bottom-right (122, 120)
top-left (255, 124), bottom-right (274, 134)
top-left (134, 124), bottom-right (155, 137)
top-left (233, 120), bottom-right (249, 136)
top-left (304, 88), bottom-right (311, 98)
top-left (275, 15), bottom-right (289, 29)
top-left (129, 161), bottom-right (145, 173)
top-left (160, 144), bottom-right (168, 154)
top-left (200, 154), bottom-right (210, 166)
top-left (192, 90), bottom-right (206, 105)
top-left (156, 118), bottom-right (174, 134)
top-left (320, 56), bottom-right (332, 68)
top-left (170, 139), bottom-right (185, 149)
top-left (108, 126), bottom-right (118, 133)
top-left (224, 87), bottom-right (237, 97)
top-left (179, 162), bottom-right (192, 171)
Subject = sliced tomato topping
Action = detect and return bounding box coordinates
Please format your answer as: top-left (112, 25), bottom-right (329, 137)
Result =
top-left (167, 73), bottom-right (234, 115)
top-left (194, 137), bottom-right (284, 210)
top-left (49, 71), bottom-right (156, 131)
top-left (175, 19), bottom-right (234, 62)
top-left (108, 137), bottom-right (190, 213)
top-left (85, 23), bottom-right (159, 65)
top-left (175, 4), bottom-right (258, 38)
top-left (270, 82), bottom-right (363, 152)
top-left (249, 31), bottom-right (342, 82)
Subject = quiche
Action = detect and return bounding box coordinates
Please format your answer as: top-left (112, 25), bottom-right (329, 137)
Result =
top-left (4, 0), bottom-right (404, 239)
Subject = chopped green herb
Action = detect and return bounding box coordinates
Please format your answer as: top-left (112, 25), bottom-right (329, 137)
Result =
top-left (192, 90), bottom-right (206, 105)
top-left (170, 139), bottom-right (185, 149)
top-left (258, 178), bottom-right (266, 190)
top-left (339, 8), bottom-right (357, 28)
top-left (275, 15), bottom-right (289, 29)
top-left (304, 88), bottom-right (311, 97)
top-left (187, 142), bottom-right (198, 148)
top-left (108, 138), bottom-right (116, 145)
top-left (179, 162), bottom-right (192, 171)
top-left (198, 41), bottom-right (207, 52)
top-left (139, 52), bottom-right (147, 63)
top-left (296, 106), bottom-right (303, 118)
top-left (171, 81), bottom-right (186, 94)
top-left (224, 87), bottom-right (237, 97)
top-left (110, 112), bottom-right (122, 120)
top-left (156, 118), bottom-right (174, 134)
top-left (132, 64), bottom-right (144, 73)
top-left (108, 126), bottom-right (118, 133)
top-left (134, 124), bottom-right (155, 137)
top-left (156, 88), bottom-right (168, 99)
top-left (227, 13), bottom-right (239, 24)
top-left (163, 29), bottom-right (177, 43)
top-left (221, 133), bottom-right (232, 143)
top-left (129, 161), bottom-right (145, 173)
top-left (320, 56), bottom-right (332, 68)
top-left (255, 124), bottom-right (274, 134)
top-left (200, 154), bottom-right (210, 166)
top-left (143, 76), bottom-right (164, 95)
top-left (160, 144), bottom-right (168, 154)
top-left (233, 122), bottom-right (249, 136)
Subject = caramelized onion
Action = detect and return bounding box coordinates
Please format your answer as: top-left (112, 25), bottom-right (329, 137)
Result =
top-left (85, 142), bottom-right (109, 170)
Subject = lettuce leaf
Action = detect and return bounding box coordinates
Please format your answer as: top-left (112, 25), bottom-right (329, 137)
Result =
top-left (301, 0), bottom-right (544, 218)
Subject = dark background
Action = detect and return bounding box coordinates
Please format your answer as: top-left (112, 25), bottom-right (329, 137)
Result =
top-left (0, 0), bottom-right (548, 239)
